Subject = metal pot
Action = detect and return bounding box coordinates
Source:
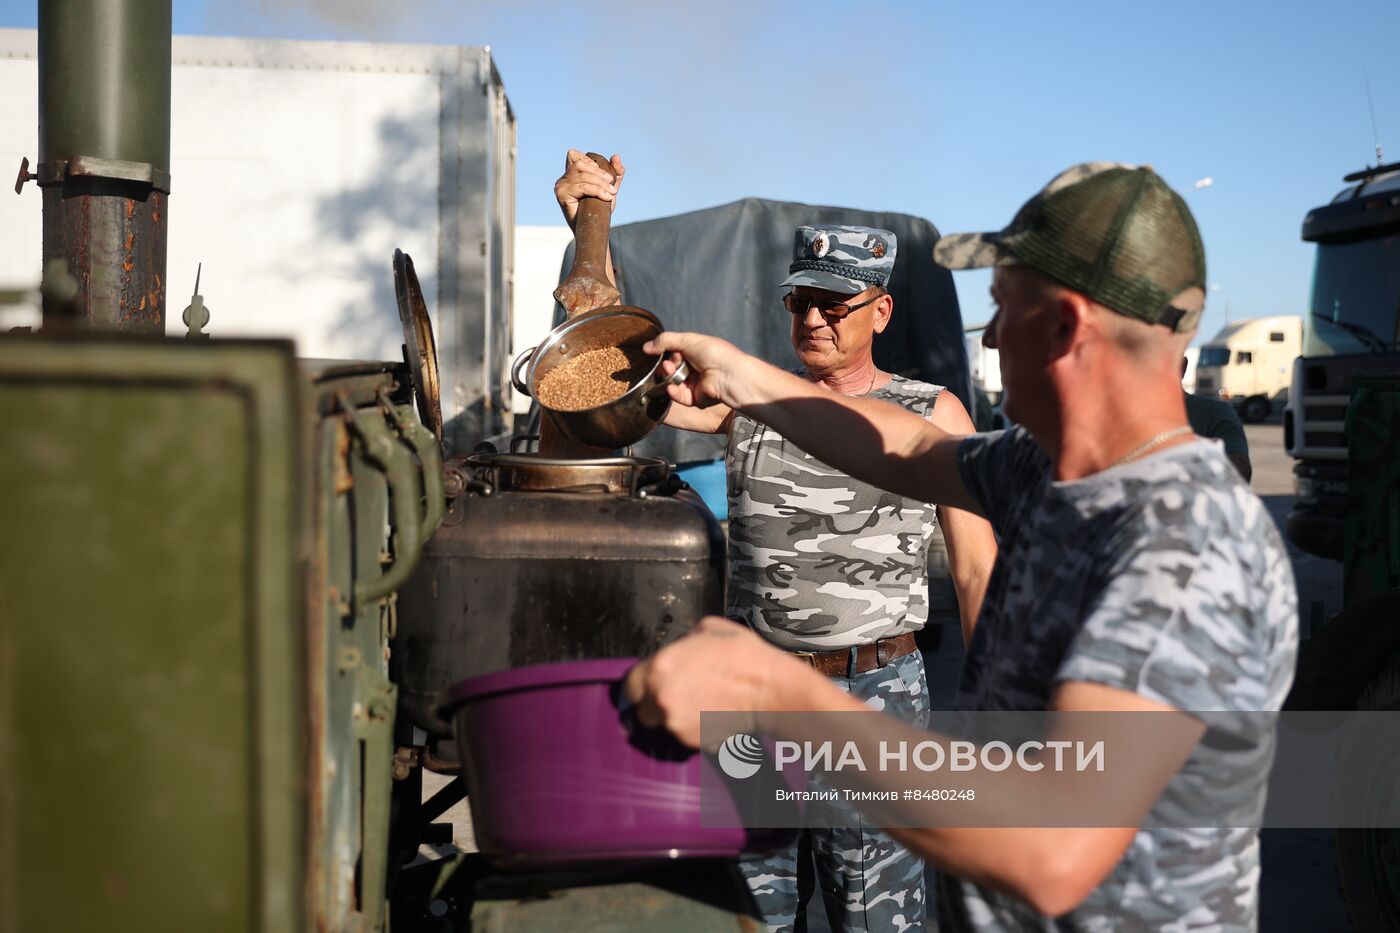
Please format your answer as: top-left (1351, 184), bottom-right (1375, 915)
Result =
top-left (511, 305), bottom-right (688, 449)
top-left (393, 452), bottom-right (724, 737)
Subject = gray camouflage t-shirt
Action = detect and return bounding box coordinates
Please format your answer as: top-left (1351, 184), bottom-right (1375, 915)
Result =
top-left (725, 375), bottom-right (942, 651)
top-left (940, 426), bottom-right (1298, 932)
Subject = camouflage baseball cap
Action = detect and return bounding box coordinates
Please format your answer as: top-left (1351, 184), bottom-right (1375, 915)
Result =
top-left (780, 224), bottom-right (896, 295)
top-left (933, 162), bottom-right (1207, 332)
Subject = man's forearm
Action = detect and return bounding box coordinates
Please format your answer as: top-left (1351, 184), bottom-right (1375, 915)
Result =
top-left (729, 357), bottom-right (979, 511)
top-left (937, 504), bottom-right (995, 645)
top-left (759, 673), bottom-right (1192, 916)
top-left (663, 401), bottom-right (732, 434)
top-left (950, 562), bottom-right (989, 648)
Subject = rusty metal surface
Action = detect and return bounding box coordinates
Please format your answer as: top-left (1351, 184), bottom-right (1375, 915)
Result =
top-left (303, 362), bottom-right (447, 932)
top-left (13, 157), bottom-right (35, 195)
top-left (36, 0), bottom-right (172, 335)
top-left (36, 155), bottom-right (171, 191)
top-left (552, 152), bottom-right (621, 316)
top-left (300, 360), bottom-right (412, 416)
top-left (41, 181), bottom-right (166, 333)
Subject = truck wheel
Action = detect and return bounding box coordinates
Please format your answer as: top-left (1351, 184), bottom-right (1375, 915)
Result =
top-left (1335, 656), bottom-right (1400, 932)
top-left (1242, 396), bottom-right (1270, 423)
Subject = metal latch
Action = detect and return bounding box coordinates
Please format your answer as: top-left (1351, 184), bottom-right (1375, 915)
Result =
top-left (14, 157), bottom-right (36, 195)
top-left (182, 263), bottom-right (211, 338)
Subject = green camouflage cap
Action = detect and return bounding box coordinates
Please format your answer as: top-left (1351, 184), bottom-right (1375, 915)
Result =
top-left (932, 162), bottom-right (1207, 332)
top-left (781, 224), bottom-right (896, 295)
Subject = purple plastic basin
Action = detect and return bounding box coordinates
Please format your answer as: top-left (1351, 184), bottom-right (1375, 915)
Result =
top-left (441, 658), bottom-right (794, 866)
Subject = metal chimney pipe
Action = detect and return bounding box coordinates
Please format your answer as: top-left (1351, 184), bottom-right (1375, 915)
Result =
top-left (37, 0), bottom-right (171, 333)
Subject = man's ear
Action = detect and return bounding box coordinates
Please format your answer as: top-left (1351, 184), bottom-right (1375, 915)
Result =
top-left (871, 293), bottom-right (894, 334)
top-left (1045, 292), bottom-right (1087, 363)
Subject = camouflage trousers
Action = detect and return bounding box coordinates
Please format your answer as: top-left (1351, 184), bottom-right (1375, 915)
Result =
top-left (740, 650), bottom-right (930, 933)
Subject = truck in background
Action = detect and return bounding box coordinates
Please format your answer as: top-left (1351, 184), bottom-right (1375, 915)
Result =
top-left (1, 29), bottom-right (516, 453)
top-left (960, 341), bottom-right (1201, 427)
top-left (965, 333), bottom-right (1007, 431)
top-left (1181, 346), bottom-right (1200, 393)
top-left (1279, 161), bottom-right (1400, 931)
top-left (966, 333), bottom-right (1002, 404)
top-left (1192, 314), bottom-right (1302, 423)
top-left (1284, 162), bottom-right (1400, 561)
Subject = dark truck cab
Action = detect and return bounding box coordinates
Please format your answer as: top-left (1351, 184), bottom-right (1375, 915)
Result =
top-left (1283, 168), bottom-right (1400, 931)
top-left (1284, 162), bottom-right (1400, 559)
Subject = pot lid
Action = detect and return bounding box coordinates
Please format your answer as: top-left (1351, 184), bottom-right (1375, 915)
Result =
top-left (393, 248), bottom-right (443, 442)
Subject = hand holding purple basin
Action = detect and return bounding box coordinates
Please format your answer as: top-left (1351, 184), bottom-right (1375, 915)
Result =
top-left (441, 658), bottom-right (796, 866)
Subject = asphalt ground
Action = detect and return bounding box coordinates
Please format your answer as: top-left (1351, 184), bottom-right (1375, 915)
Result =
top-left (427, 422), bottom-right (1355, 929)
top-left (1246, 421), bottom-right (1350, 932)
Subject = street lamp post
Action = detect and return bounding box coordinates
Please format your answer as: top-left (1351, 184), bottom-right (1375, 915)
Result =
top-left (1209, 282), bottom-right (1230, 323)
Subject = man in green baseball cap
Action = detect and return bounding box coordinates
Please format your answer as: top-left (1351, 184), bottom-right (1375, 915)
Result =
top-left (628, 163), bottom-right (1298, 931)
top-left (932, 161), bottom-right (1208, 430)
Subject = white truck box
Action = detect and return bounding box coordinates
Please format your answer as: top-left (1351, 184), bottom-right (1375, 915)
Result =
top-left (510, 224), bottom-right (574, 415)
top-left (0, 29), bottom-right (515, 449)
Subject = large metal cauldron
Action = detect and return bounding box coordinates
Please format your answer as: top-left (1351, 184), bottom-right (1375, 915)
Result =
top-left (394, 452), bottom-right (724, 736)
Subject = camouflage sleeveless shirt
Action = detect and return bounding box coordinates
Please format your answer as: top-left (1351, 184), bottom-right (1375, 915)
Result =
top-left (725, 374), bottom-right (943, 651)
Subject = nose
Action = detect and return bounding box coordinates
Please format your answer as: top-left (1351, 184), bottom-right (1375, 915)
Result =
top-left (802, 303), bottom-right (827, 329)
top-left (982, 313), bottom-right (999, 350)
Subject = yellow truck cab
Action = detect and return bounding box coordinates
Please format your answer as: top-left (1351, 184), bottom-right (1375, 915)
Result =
top-left (1193, 315), bottom-right (1303, 422)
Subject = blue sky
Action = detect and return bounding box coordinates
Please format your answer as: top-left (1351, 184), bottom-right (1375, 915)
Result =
top-left (5, 0), bottom-right (1398, 342)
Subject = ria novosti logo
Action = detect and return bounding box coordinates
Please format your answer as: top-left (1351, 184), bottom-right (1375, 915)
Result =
top-left (715, 733), bottom-right (1107, 779)
top-left (717, 733), bottom-right (765, 779)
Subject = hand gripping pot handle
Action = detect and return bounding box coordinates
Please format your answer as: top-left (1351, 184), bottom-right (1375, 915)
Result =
top-left (642, 360), bottom-right (689, 400)
top-left (610, 674), bottom-right (692, 760)
top-left (511, 346), bottom-right (536, 398)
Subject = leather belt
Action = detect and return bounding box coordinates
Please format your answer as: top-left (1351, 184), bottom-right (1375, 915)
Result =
top-left (791, 631), bottom-right (919, 678)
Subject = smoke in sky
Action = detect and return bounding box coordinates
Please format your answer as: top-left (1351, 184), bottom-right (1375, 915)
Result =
top-left (206, 0), bottom-right (453, 41)
top-left (193, 0), bottom-right (945, 222)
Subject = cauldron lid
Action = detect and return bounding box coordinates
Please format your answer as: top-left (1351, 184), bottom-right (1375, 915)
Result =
top-left (466, 452), bottom-right (671, 495)
top-left (393, 249), bottom-right (442, 442)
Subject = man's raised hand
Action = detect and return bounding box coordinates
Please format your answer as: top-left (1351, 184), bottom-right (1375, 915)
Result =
top-left (554, 149), bottom-right (625, 228)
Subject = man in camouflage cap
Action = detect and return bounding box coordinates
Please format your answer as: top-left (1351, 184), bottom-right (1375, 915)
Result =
top-left (628, 162), bottom-right (1298, 931)
top-left (780, 223), bottom-right (895, 292)
top-left (664, 220), bottom-right (996, 933)
top-left (558, 148), bottom-right (995, 931)
top-left (717, 224), bottom-right (998, 932)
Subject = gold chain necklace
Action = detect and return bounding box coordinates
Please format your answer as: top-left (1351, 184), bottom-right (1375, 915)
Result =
top-left (1109, 425), bottom-right (1193, 469)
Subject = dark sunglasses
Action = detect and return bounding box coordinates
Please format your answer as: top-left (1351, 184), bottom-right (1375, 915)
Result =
top-left (782, 291), bottom-right (883, 320)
